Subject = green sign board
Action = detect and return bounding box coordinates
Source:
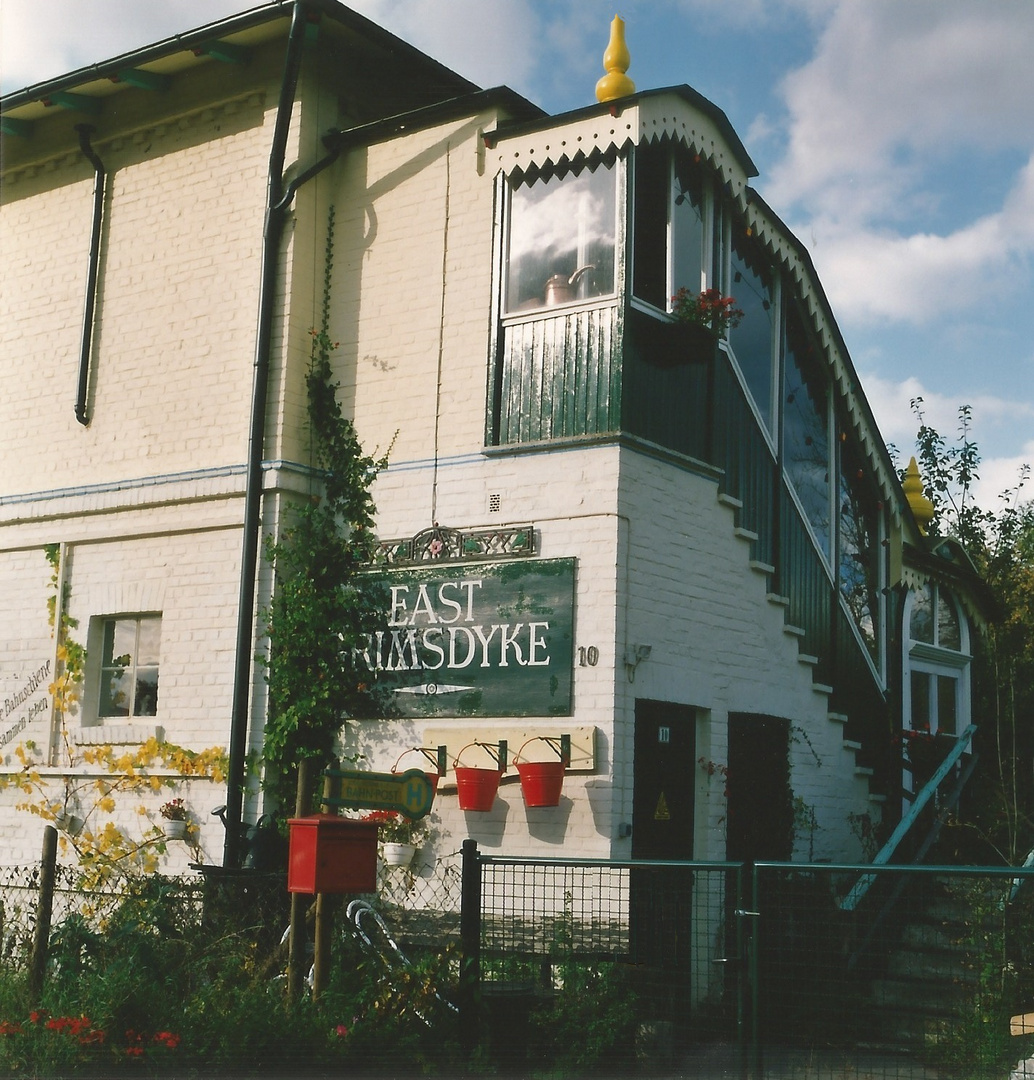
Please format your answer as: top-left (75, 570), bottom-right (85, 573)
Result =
top-left (356, 558), bottom-right (575, 718)
top-left (323, 768), bottom-right (435, 819)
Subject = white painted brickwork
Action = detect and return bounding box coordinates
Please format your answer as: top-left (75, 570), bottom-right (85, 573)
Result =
top-left (0, 98), bottom-right (270, 498)
top-left (616, 452), bottom-right (876, 862)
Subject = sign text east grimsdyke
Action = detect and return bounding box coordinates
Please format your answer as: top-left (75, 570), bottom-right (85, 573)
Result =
top-left (356, 559), bottom-right (575, 718)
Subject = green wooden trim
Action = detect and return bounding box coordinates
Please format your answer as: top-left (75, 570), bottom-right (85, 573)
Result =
top-left (196, 40), bottom-right (251, 64)
top-left (47, 91), bottom-right (102, 115)
top-left (0, 116), bottom-right (33, 138)
top-left (115, 68), bottom-right (171, 92)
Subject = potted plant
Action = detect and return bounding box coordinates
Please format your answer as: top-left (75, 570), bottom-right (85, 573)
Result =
top-left (361, 809), bottom-right (428, 867)
top-left (671, 287), bottom-right (744, 343)
top-left (160, 798), bottom-right (190, 840)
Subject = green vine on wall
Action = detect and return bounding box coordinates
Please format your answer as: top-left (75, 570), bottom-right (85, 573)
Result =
top-left (262, 207), bottom-right (390, 814)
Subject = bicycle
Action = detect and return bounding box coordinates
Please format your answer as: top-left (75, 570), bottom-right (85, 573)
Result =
top-left (276, 899), bottom-right (458, 1023)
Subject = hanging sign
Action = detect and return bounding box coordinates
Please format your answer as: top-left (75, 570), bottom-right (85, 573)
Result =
top-left (322, 768), bottom-right (435, 819)
top-left (356, 558), bottom-right (575, 718)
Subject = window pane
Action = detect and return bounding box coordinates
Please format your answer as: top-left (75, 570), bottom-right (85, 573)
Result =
top-left (839, 442), bottom-right (882, 664)
top-left (632, 144), bottom-right (667, 308)
top-left (936, 591), bottom-right (961, 650)
top-left (911, 671), bottom-right (931, 732)
top-left (134, 668), bottom-right (159, 717)
top-left (937, 675), bottom-right (957, 735)
top-left (100, 670), bottom-right (131, 717)
top-left (137, 616), bottom-right (162, 665)
top-left (506, 163), bottom-right (616, 312)
top-left (907, 587), bottom-right (933, 643)
top-left (103, 619), bottom-right (136, 667)
top-left (910, 585), bottom-right (934, 643)
top-left (783, 308), bottom-right (831, 560)
top-left (728, 228), bottom-right (775, 429)
top-left (670, 151), bottom-right (704, 300)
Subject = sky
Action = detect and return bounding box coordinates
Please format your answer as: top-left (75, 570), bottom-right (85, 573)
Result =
top-left (2, 0), bottom-right (1032, 509)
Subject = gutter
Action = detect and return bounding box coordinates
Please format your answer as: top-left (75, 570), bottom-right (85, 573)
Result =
top-left (74, 124), bottom-right (105, 425)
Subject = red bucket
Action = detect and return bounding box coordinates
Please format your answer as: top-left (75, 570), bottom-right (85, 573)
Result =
top-left (516, 761), bottom-right (566, 807)
top-left (455, 767), bottom-right (502, 811)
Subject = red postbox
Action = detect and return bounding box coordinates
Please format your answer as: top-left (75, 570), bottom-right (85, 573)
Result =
top-left (287, 814), bottom-right (378, 894)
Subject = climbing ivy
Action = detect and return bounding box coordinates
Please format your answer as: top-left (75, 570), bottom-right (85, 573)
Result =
top-left (263, 207), bottom-right (389, 814)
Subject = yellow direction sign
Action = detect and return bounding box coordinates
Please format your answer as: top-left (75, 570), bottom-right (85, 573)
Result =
top-left (322, 768), bottom-right (434, 819)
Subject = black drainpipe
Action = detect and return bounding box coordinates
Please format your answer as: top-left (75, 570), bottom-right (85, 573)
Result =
top-left (223, 0), bottom-right (342, 868)
top-left (75, 124), bottom-right (105, 426)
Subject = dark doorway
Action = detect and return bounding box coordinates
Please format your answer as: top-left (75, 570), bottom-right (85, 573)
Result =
top-left (726, 713), bottom-right (793, 863)
top-left (630, 700), bottom-right (695, 1017)
top-left (631, 699), bottom-right (696, 860)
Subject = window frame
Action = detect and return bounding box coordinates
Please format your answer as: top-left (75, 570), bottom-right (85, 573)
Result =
top-left (501, 156), bottom-right (621, 319)
top-left (86, 612), bottom-right (162, 724)
top-left (903, 585), bottom-right (971, 738)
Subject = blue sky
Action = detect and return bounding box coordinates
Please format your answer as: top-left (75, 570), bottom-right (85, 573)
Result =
top-left (3, 0), bottom-right (1031, 507)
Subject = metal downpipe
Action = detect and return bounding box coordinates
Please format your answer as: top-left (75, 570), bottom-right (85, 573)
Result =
top-left (223, 0), bottom-right (311, 869)
top-left (74, 124), bottom-right (105, 426)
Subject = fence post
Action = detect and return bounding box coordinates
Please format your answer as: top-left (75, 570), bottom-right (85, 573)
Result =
top-left (459, 838), bottom-right (481, 1055)
top-left (29, 825), bottom-right (58, 1005)
top-left (287, 757), bottom-right (317, 1007)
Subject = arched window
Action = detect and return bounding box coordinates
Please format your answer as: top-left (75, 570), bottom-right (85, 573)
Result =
top-left (904, 583), bottom-right (970, 737)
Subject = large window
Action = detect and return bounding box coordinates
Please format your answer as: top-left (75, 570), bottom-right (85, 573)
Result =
top-left (838, 442), bottom-right (884, 669)
top-left (905, 584), bottom-right (969, 737)
top-left (505, 158), bottom-right (617, 313)
top-left (783, 306), bottom-right (832, 561)
top-left (727, 226), bottom-right (776, 432)
top-left (632, 143), bottom-right (707, 310)
top-left (97, 615), bottom-right (161, 718)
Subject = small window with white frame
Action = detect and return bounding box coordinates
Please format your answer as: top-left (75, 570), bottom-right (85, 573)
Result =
top-left (904, 583), bottom-right (969, 738)
top-left (95, 614), bottom-right (161, 718)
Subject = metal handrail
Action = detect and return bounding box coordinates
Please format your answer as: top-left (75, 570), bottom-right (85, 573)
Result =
top-left (838, 723), bottom-right (977, 912)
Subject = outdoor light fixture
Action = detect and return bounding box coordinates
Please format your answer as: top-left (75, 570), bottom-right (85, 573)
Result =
top-left (624, 643), bottom-right (652, 682)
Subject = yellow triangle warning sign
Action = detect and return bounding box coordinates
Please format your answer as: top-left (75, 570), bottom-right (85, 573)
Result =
top-left (654, 792), bottom-right (671, 821)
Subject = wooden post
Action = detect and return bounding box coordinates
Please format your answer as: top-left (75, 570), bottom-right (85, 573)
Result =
top-left (311, 761), bottom-right (340, 1001)
top-left (28, 825), bottom-right (58, 1005)
top-left (287, 758), bottom-right (316, 1006)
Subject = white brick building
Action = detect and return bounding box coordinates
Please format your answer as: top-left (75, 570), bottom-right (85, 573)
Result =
top-left (0, 2), bottom-right (987, 876)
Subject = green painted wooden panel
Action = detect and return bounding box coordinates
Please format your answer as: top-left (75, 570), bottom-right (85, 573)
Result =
top-left (779, 484), bottom-right (834, 682)
top-left (495, 305), bottom-right (621, 444)
top-left (621, 308), bottom-right (712, 459)
top-left (712, 358), bottom-right (776, 567)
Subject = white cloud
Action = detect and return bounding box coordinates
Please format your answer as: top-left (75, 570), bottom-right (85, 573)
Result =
top-left (859, 370), bottom-right (1033, 505)
top-left (769, 0), bottom-right (1034, 215)
top-left (759, 1), bottom-right (1034, 330)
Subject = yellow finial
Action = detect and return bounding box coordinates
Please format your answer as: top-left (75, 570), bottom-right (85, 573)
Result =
top-left (903, 456), bottom-right (935, 535)
top-left (595, 15), bottom-right (636, 103)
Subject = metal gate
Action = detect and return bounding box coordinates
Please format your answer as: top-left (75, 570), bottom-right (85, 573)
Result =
top-left (458, 844), bottom-right (1034, 1079)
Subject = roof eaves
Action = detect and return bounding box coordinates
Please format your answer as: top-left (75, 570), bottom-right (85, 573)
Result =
top-left (485, 84), bottom-right (757, 178)
top-left (1, 0), bottom-right (480, 118)
top-left (324, 86), bottom-right (544, 152)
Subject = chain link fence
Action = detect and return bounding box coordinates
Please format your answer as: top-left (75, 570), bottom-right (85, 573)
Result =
top-left (6, 844), bottom-right (1034, 1078)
